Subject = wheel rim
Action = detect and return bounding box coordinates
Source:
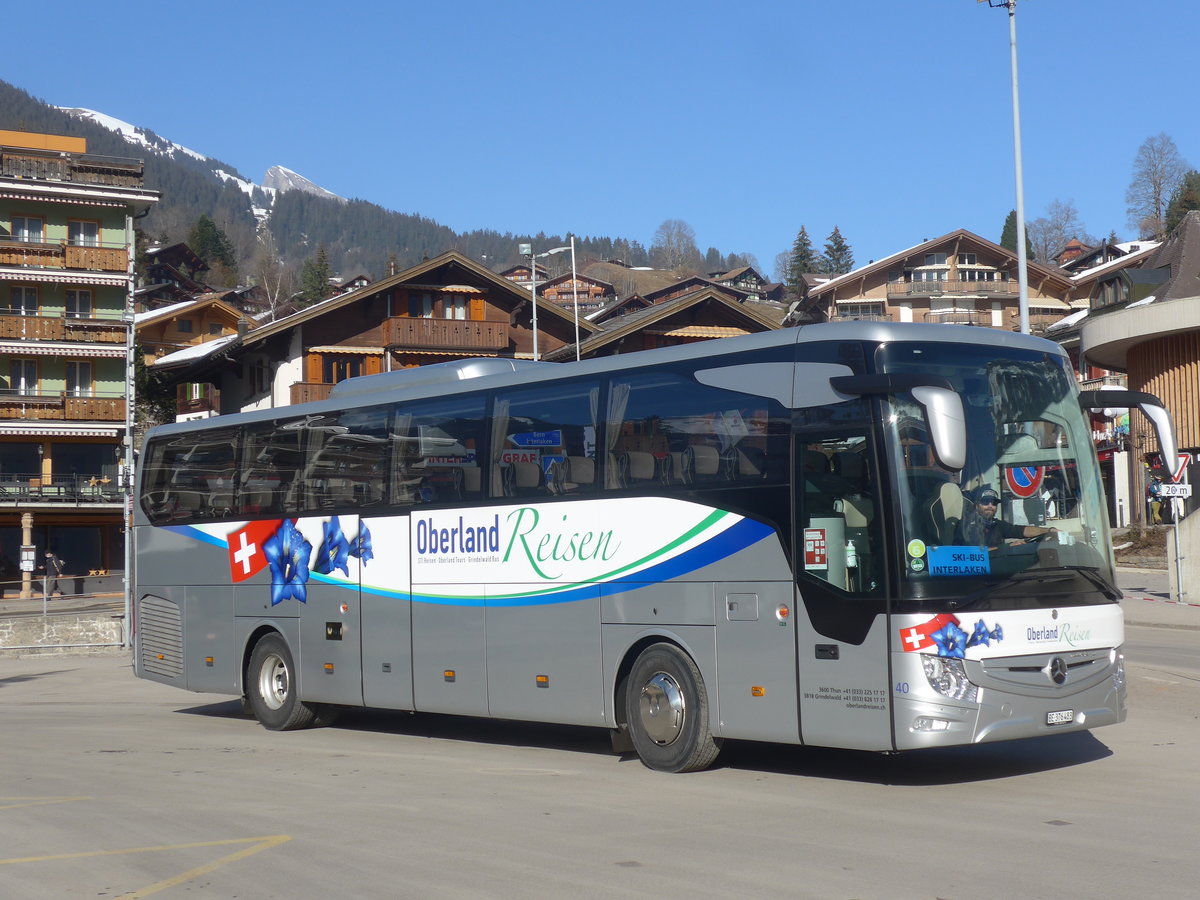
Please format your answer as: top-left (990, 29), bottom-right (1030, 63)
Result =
top-left (638, 671), bottom-right (686, 745)
top-left (258, 652), bottom-right (289, 711)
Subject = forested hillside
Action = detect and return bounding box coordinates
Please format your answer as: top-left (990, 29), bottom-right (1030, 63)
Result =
top-left (1, 79), bottom-right (745, 282)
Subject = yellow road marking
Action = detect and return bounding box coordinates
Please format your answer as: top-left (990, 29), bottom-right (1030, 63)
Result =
top-left (0, 796), bottom-right (93, 811)
top-left (0, 834), bottom-right (292, 899)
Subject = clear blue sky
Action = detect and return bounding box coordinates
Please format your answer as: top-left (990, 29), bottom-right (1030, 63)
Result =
top-left (12, 0), bottom-right (1199, 275)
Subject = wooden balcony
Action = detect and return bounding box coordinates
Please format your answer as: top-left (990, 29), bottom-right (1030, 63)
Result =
top-left (384, 317), bottom-right (509, 351)
top-left (887, 280), bottom-right (1017, 298)
top-left (0, 238), bottom-right (129, 273)
top-left (0, 313), bottom-right (126, 342)
top-left (176, 383), bottom-right (220, 416)
top-left (290, 382), bottom-right (335, 404)
top-left (0, 392), bottom-right (125, 422)
top-left (1, 148), bottom-right (144, 188)
top-left (1080, 373), bottom-right (1127, 391)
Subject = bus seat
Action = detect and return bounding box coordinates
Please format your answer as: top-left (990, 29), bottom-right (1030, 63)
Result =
top-left (686, 445), bottom-right (721, 480)
top-left (565, 456), bottom-right (595, 487)
top-left (513, 461), bottom-right (543, 494)
top-left (926, 481), bottom-right (964, 545)
top-left (606, 452), bottom-right (627, 489)
top-left (461, 466), bottom-right (482, 496)
top-left (669, 451), bottom-right (687, 484)
top-left (623, 450), bottom-right (656, 484)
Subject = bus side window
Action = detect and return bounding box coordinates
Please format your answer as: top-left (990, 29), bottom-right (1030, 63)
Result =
top-left (490, 381), bottom-right (599, 500)
top-left (396, 397), bottom-right (485, 505)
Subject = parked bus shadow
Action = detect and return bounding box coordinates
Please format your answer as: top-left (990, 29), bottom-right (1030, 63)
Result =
top-left (0, 669), bottom-right (78, 688)
top-left (178, 699), bottom-right (1111, 782)
top-left (721, 732), bottom-right (1113, 784)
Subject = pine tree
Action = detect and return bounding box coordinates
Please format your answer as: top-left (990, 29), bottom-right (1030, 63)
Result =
top-left (300, 245), bottom-right (332, 305)
top-left (785, 226), bottom-right (818, 289)
top-left (1164, 170), bottom-right (1200, 235)
top-left (187, 214), bottom-right (237, 268)
top-left (821, 226), bottom-right (854, 275)
top-left (999, 209), bottom-right (1035, 259)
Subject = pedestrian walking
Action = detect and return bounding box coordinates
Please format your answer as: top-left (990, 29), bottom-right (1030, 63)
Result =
top-left (39, 550), bottom-right (65, 598)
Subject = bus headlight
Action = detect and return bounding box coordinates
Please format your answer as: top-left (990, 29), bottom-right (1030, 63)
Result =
top-left (922, 655), bottom-right (978, 703)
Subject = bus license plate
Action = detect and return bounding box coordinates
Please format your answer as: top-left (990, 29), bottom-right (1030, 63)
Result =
top-left (1046, 709), bottom-right (1074, 726)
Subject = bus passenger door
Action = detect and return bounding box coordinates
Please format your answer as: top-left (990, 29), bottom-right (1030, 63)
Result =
top-left (794, 435), bottom-right (893, 751)
top-left (296, 514), bottom-right (365, 707)
top-left (358, 515), bottom-right (415, 710)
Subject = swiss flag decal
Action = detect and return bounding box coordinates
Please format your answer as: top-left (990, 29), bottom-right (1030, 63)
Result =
top-left (226, 520), bottom-right (284, 582)
top-left (898, 613), bottom-right (961, 652)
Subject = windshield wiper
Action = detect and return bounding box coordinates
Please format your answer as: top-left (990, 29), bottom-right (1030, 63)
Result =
top-left (947, 566), bottom-right (1116, 612)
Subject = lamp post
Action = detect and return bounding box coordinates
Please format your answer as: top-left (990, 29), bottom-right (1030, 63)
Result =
top-left (983, 0), bottom-right (1030, 334)
top-left (518, 239), bottom-right (579, 361)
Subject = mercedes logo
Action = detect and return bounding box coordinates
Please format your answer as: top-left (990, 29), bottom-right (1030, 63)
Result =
top-left (1048, 657), bottom-right (1068, 685)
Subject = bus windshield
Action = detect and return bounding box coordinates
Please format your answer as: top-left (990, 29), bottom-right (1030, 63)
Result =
top-left (878, 341), bottom-right (1115, 610)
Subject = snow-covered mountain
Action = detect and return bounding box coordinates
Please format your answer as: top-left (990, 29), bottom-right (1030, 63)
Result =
top-left (56, 107), bottom-right (341, 208)
top-left (263, 165), bottom-right (343, 202)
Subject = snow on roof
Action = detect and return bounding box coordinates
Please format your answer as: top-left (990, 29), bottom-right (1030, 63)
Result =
top-left (1070, 243), bottom-right (1160, 281)
top-left (133, 299), bottom-right (197, 324)
top-left (1127, 295), bottom-right (1157, 308)
top-left (151, 333), bottom-right (238, 367)
top-left (1046, 308), bottom-right (1088, 332)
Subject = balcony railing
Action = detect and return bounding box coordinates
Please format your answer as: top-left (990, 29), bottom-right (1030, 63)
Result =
top-left (384, 317), bottom-right (509, 351)
top-left (0, 311), bottom-right (127, 343)
top-left (0, 237), bottom-right (129, 273)
top-left (290, 382), bottom-right (334, 404)
top-left (0, 391), bottom-right (125, 422)
top-left (888, 280), bottom-right (1017, 298)
top-left (1080, 373), bottom-right (1127, 391)
top-left (923, 309), bottom-right (992, 326)
top-left (0, 472), bottom-right (122, 505)
top-left (832, 312), bottom-right (893, 322)
top-left (176, 383), bottom-right (220, 416)
top-left (0, 148), bottom-right (144, 187)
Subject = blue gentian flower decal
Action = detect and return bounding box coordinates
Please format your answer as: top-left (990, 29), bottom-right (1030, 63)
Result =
top-left (350, 521), bottom-right (374, 565)
top-left (990, 624), bottom-right (1004, 643)
top-left (263, 519), bottom-right (312, 605)
top-left (931, 621), bottom-right (969, 659)
top-left (315, 516), bottom-right (352, 576)
top-left (967, 619), bottom-right (992, 648)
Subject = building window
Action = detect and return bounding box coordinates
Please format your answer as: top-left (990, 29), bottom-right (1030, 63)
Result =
top-left (11, 216), bottom-right (43, 243)
top-left (8, 358), bottom-right (37, 395)
top-left (66, 289), bottom-right (92, 318)
top-left (67, 361), bottom-right (93, 397)
top-left (5, 286), bottom-right (37, 315)
top-left (408, 291), bottom-right (433, 318)
top-left (208, 323), bottom-right (222, 335)
top-left (958, 253), bottom-right (978, 266)
top-left (322, 356), bottom-right (363, 384)
top-left (67, 220), bottom-right (100, 247)
top-left (444, 293), bottom-right (467, 320)
top-left (923, 253), bottom-right (947, 266)
top-left (178, 319), bottom-right (194, 334)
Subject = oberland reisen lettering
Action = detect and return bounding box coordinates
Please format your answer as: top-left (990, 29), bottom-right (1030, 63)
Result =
top-left (503, 506), bottom-right (620, 579)
top-left (416, 515), bottom-right (501, 555)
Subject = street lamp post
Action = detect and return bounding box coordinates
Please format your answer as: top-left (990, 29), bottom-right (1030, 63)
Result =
top-left (518, 239), bottom-right (579, 361)
top-left (983, 0), bottom-right (1030, 334)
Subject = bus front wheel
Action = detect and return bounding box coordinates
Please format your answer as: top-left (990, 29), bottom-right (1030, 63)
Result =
top-left (246, 634), bottom-right (329, 731)
top-left (625, 643), bottom-right (722, 773)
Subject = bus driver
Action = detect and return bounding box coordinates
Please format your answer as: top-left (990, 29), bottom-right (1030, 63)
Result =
top-left (958, 487), bottom-right (1055, 548)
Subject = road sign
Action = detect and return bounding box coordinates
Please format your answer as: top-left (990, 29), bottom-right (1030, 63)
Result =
top-left (1170, 453), bottom-right (1192, 482)
top-left (1005, 465), bottom-right (1043, 498)
top-left (1160, 483), bottom-right (1192, 499)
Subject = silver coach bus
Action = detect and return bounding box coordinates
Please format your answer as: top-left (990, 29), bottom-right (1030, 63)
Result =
top-left (132, 323), bottom-right (1175, 772)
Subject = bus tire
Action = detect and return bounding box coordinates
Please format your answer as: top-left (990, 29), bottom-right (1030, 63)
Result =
top-left (625, 643), bottom-right (722, 773)
top-left (246, 634), bottom-right (321, 731)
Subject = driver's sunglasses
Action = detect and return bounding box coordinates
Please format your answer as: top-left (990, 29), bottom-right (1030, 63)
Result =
top-left (979, 499), bottom-right (998, 506)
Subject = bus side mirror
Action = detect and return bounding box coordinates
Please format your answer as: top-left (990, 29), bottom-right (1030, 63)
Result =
top-left (912, 386), bottom-right (967, 471)
top-left (830, 374), bottom-right (966, 472)
top-left (1078, 389), bottom-right (1177, 473)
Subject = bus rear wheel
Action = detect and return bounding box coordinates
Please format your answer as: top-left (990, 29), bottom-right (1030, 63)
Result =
top-left (246, 634), bottom-right (331, 730)
top-left (625, 643), bottom-right (721, 773)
